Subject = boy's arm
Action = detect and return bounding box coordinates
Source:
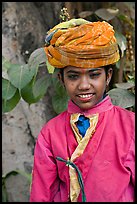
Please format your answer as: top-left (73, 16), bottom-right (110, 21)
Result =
top-left (124, 136), bottom-right (135, 186)
top-left (123, 136), bottom-right (135, 201)
top-left (30, 130), bottom-right (59, 202)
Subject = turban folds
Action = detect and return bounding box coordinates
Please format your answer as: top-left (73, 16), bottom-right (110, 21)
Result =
top-left (44, 19), bottom-right (120, 69)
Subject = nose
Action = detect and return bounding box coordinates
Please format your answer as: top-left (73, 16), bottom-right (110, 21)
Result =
top-left (78, 76), bottom-right (91, 90)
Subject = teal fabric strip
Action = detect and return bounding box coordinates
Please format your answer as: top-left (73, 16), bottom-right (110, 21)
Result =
top-left (56, 156), bottom-right (86, 202)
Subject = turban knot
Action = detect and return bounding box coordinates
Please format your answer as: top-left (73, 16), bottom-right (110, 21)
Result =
top-left (44, 19), bottom-right (120, 69)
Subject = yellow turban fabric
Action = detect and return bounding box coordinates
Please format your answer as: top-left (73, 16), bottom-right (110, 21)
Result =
top-left (44, 19), bottom-right (120, 69)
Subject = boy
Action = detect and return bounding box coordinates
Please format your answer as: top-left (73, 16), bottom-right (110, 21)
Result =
top-left (30, 19), bottom-right (135, 202)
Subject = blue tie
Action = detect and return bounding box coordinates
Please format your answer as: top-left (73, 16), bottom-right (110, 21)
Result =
top-left (76, 115), bottom-right (90, 138)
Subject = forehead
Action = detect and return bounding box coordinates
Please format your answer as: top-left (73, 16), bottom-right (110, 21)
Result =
top-left (64, 66), bottom-right (104, 73)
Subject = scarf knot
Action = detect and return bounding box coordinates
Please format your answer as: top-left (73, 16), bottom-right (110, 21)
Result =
top-left (56, 156), bottom-right (86, 202)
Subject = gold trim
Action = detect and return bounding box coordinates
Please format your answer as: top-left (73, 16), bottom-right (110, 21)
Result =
top-left (69, 113), bottom-right (99, 201)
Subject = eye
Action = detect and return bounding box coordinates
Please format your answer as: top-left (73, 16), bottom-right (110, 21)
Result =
top-left (67, 75), bottom-right (79, 80)
top-left (89, 73), bottom-right (101, 78)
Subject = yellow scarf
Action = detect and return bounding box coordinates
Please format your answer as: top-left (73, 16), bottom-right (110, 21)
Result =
top-left (69, 113), bottom-right (98, 202)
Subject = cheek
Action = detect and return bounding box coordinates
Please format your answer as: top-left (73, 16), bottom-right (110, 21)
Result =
top-left (64, 82), bottom-right (75, 93)
top-left (93, 79), bottom-right (107, 92)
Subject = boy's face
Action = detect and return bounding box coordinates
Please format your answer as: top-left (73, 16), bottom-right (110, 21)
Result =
top-left (60, 66), bottom-right (112, 110)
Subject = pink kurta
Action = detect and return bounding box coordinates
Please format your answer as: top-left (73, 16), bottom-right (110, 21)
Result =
top-left (30, 96), bottom-right (135, 202)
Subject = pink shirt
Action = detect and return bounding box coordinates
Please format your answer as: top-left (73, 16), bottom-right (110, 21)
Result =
top-left (30, 96), bottom-right (135, 202)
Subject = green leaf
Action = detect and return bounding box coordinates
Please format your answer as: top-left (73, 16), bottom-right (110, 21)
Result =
top-left (2, 56), bottom-right (11, 71)
top-left (52, 77), bottom-right (64, 95)
top-left (127, 75), bottom-right (135, 83)
top-left (21, 78), bottom-right (43, 105)
top-left (115, 82), bottom-right (135, 89)
top-left (123, 2), bottom-right (135, 20)
top-left (28, 47), bottom-right (47, 69)
top-left (2, 78), bottom-right (17, 100)
top-left (107, 88), bottom-right (135, 108)
top-left (50, 18), bottom-right (89, 30)
top-left (52, 78), bottom-right (69, 114)
top-left (8, 64), bottom-right (35, 90)
top-left (2, 56), bottom-right (12, 80)
top-left (33, 75), bottom-right (51, 98)
top-left (46, 60), bottom-right (55, 74)
top-left (52, 92), bottom-right (69, 114)
top-left (2, 89), bottom-right (21, 113)
top-left (2, 169), bottom-right (32, 202)
top-left (2, 180), bottom-right (8, 202)
top-left (115, 32), bottom-right (127, 57)
top-left (115, 60), bottom-right (121, 69)
top-left (2, 170), bottom-right (18, 179)
top-left (2, 169), bottom-right (31, 183)
top-left (95, 8), bottom-right (119, 21)
top-left (118, 14), bottom-right (134, 27)
top-left (12, 170), bottom-right (32, 183)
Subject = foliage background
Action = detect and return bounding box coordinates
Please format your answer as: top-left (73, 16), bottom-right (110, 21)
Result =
top-left (2, 2), bottom-right (135, 202)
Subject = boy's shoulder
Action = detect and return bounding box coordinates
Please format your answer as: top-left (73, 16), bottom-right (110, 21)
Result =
top-left (113, 105), bottom-right (135, 129)
top-left (114, 105), bottom-right (135, 118)
top-left (107, 105), bottom-right (135, 142)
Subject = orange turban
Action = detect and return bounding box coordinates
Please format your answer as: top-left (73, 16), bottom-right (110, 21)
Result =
top-left (44, 19), bottom-right (120, 69)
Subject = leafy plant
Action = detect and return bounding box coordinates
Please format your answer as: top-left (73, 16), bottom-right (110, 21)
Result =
top-left (2, 48), bottom-right (69, 114)
top-left (91, 6), bottom-right (135, 110)
top-left (2, 170), bottom-right (32, 202)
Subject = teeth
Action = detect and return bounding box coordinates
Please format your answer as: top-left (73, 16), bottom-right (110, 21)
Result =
top-left (79, 94), bottom-right (92, 98)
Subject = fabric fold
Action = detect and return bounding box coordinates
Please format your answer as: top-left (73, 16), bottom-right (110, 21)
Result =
top-left (68, 113), bottom-right (99, 202)
top-left (44, 20), bottom-right (120, 69)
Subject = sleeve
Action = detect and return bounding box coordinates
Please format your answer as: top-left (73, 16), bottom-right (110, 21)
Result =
top-left (124, 136), bottom-right (135, 186)
top-left (123, 136), bottom-right (135, 201)
top-left (29, 129), bottom-right (59, 202)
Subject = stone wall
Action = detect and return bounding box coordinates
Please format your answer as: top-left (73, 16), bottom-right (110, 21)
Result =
top-left (2, 2), bottom-right (61, 201)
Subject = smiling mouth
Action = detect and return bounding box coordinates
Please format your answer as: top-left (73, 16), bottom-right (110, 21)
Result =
top-left (77, 93), bottom-right (95, 101)
top-left (78, 94), bottom-right (93, 98)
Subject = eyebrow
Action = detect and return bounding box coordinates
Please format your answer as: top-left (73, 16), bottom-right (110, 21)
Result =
top-left (66, 68), bottom-right (102, 74)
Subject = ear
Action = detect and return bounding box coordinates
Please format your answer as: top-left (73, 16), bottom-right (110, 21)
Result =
top-left (106, 68), bottom-right (113, 86)
top-left (58, 72), bottom-right (64, 85)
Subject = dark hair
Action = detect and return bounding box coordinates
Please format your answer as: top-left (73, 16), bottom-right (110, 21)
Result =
top-left (59, 65), bottom-right (114, 81)
top-left (59, 68), bottom-right (64, 82)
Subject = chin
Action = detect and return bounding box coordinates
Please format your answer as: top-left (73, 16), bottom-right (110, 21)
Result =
top-left (78, 102), bottom-right (95, 110)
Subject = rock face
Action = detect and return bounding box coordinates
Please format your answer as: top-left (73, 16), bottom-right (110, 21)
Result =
top-left (2, 2), bottom-right (61, 201)
top-left (2, 100), bottom-right (48, 201)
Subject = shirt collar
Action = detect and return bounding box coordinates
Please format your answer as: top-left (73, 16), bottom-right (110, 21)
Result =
top-left (67, 95), bottom-right (113, 116)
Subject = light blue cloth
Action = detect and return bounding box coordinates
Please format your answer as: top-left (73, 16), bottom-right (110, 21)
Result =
top-left (76, 115), bottom-right (90, 138)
